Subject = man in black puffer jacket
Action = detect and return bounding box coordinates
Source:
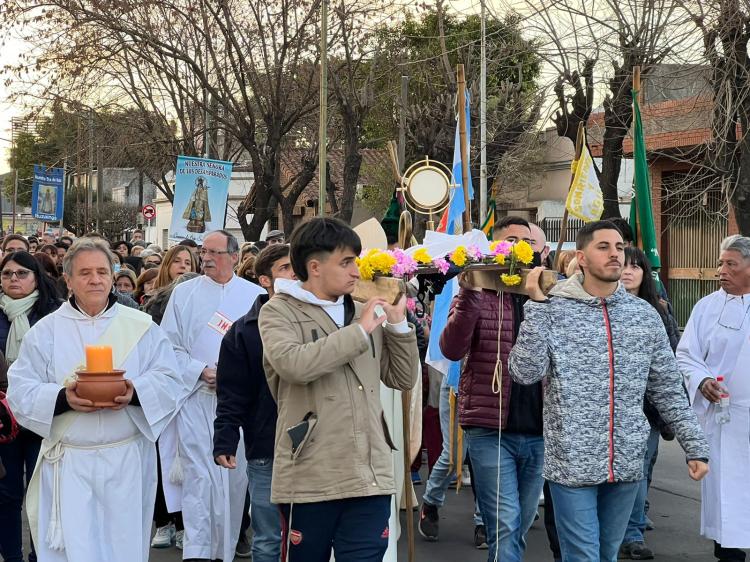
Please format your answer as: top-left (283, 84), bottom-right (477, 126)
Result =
top-left (213, 244), bottom-right (295, 562)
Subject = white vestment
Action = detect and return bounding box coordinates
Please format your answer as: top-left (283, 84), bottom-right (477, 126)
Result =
top-left (676, 289), bottom-right (750, 548)
top-left (6, 301), bottom-right (181, 562)
top-left (160, 274), bottom-right (263, 561)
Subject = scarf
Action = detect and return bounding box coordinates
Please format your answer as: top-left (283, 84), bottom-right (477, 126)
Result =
top-left (0, 290), bottom-right (39, 363)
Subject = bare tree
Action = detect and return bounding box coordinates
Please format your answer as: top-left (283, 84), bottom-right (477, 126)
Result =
top-left (684, 0), bottom-right (750, 234)
top-left (527, 0), bottom-right (692, 218)
top-left (1, 0), bottom-right (323, 241)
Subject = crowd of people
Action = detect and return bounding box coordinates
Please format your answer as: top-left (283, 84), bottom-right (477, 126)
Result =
top-left (0, 215), bottom-right (746, 562)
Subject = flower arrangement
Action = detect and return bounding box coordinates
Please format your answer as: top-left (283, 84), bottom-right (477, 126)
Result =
top-left (356, 240), bottom-right (535, 287)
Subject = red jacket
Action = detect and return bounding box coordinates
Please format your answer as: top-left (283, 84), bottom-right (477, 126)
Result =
top-left (439, 288), bottom-right (517, 429)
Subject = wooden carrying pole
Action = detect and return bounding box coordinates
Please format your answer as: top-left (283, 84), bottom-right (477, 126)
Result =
top-left (457, 64), bottom-right (472, 233)
top-left (553, 122), bottom-right (585, 271)
top-left (399, 209), bottom-right (416, 562)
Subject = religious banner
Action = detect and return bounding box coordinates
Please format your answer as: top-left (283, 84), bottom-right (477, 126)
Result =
top-left (169, 156), bottom-right (232, 244)
top-left (31, 165), bottom-right (65, 222)
top-left (565, 135), bottom-right (603, 222)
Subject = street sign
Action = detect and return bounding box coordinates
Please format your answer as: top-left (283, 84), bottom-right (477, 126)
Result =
top-left (142, 204), bottom-right (156, 220)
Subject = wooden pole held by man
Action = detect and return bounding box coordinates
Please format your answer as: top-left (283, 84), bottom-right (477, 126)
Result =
top-left (553, 122), bottom-right (585, 270)
top-left (457, 64), bottom-right (472, 233)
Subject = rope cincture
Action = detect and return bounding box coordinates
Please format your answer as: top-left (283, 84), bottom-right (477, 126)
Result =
top-left (45, 434), bottom-right (139, 551)
top-left (491, 289), bottom-right (504, 562)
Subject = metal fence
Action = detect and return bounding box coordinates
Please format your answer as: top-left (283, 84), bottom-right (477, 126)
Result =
top-left (539, 217), bottom-right (587, 243)
top-left (663, 171), bottom-right (725, 327)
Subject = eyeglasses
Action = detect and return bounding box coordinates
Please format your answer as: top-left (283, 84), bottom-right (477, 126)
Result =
top-left (199, 248), bottom-right (231, 257)
top-left (717, 294), bottom-right (750, 331)
top-left (1, 269), bottom-right (32, 280)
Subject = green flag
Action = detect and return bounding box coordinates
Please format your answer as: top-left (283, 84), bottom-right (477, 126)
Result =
top-left (631, 89), bottom-right (661, 270)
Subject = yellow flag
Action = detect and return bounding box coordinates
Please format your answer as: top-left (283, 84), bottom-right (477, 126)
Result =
top-left (566, 141), bottom-right (603, 222)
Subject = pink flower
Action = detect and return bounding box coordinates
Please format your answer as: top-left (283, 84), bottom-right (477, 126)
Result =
top-left (389, 249), bottom-right (418, 277)
top-left (490, 240), bottom-right (512, 256)
top-left (467, 245), bottom-right (483, 261)
top-left (406, 297), bottom-right (416, 313)
top-left (433, 257), bottom-right (450, 275)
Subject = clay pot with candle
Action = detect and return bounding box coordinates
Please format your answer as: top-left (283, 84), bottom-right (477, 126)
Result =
top-left (75, 370), bottom-right (127, 407)
top-left (75, 345), bottom-right (127, 407)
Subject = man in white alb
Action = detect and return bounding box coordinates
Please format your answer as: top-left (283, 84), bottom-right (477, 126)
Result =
top-left (6, 238), bottom-right (182, 562)
top-left (677, 234), bottom-right (750, 562)
top-left (161, 229), bottom-right (264, 562)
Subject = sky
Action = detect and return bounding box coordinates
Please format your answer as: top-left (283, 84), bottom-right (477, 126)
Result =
top-left (0, 0), bottom-right (689, 176)
top-left (0, 36), bottom-right (27, 175)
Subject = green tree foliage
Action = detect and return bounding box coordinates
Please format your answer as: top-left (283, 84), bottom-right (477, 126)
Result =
top-left (365, 8), bottom-right (543, 209)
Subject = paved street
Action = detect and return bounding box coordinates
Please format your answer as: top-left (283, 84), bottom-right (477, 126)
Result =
top-left (141, 439), bottom-right (745, 561)
top-left (19, 439), bottom-right (743, 561)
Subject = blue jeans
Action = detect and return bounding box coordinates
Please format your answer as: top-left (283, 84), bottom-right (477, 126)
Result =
top-left (0, 429), bottom-right (40, 562)
top-left (623, 427), bottom-right (660, 544)
top-left (464, 428), bottom-right (544, 562)
top-left (246, 457), bottom-right (282, 562)
top-left (422, 378), bottom-right (482, 526)
top-left (550, 480), bottom-right (640, 562)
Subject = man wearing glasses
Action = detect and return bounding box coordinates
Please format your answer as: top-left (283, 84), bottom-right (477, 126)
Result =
top-left (161, 230), bottom-right (264, 562)
top-left (678, 234), bottom-right (750, 562)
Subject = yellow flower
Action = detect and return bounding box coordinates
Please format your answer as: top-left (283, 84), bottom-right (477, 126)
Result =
top-left (500, 273), bottom-right (522, 286)
top-left (413, 248), bottom-right (432, 264)
top-left (357, 249), bottom-right (396, 280)
top-left (356, 257), bottom-right (374, 281)
top-left (370, 250), bottom-right (397, 275)
top-left (450, 246), bottom-right (468, 267)
top-left (494, 253), bottom-right (506, 265)
top-left (512, 240), bottom-right (534, 265)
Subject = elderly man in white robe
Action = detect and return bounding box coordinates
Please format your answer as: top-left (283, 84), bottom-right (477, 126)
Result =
top-left (677, 234), bottom-right (750, 562)
top-left (6, 238), bottom-right (182, 562)
top-left (161, 229), bottom-right (264, 562)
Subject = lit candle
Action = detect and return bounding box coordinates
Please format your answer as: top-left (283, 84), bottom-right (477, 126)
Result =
top-left (86, 345), bottom-right (113, 372)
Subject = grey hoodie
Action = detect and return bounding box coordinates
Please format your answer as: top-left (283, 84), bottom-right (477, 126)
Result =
top-left (509, 274), bottom-right (708, 487)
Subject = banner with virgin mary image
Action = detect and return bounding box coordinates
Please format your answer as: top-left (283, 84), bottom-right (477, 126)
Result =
top-left (169, 156), bottom-right (232, 244)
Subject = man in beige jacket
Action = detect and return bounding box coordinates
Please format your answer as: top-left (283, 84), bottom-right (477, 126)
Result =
top-left (259, 217), bottom-right (418, 562)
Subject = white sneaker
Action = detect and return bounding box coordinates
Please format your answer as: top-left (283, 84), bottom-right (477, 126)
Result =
top-left (461, 465), bottom-right (471, 486)
top-left (151, 524), bottom-right (175, 548)
top-left (175, 530), bottom-right (184, 550)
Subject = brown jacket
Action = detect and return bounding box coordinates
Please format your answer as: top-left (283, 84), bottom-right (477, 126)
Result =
top-left (259, 293), bottom-right (418, 504)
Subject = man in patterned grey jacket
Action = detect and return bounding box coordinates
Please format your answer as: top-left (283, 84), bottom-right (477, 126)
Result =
top-left (509, 220), bottom-right (709, 562)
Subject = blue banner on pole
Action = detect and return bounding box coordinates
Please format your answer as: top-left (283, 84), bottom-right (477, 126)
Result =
top-left (31, 165), bottom-right (65, 222)
top-left (169, 156), bottom-right (233, 244)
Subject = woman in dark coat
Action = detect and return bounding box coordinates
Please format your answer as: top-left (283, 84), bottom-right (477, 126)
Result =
top-left (0, 251), bottom-right (62, 562)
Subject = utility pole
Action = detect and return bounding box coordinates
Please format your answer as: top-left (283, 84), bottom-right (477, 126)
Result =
top-left (318, 0), bottom-right (328, 216)
top-left (204, 42), bottom-right (210, 159)
top-left (399, 76), bottom-right (409, 170)
top-left (86, 109), bottom-right (93, 233)
top-left (75, 117), bottom-right (81, 234)
top-left (479, 0), bottom-right (488, 221)
top-left (96, 146), bottom-right (103, 232)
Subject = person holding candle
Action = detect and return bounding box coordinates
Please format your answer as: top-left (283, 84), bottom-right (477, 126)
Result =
top-left (160, 229), bottom-right (264, 562)
top-left (5, 238), bottom-right (182, 562)
top-left (0, 251), bottom-right (62, 562)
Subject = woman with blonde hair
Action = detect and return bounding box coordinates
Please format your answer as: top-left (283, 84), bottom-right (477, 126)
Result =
top-left (153, 245), bottom-right (197, 291)
top-left (236, 254), bottom-right (258, 285)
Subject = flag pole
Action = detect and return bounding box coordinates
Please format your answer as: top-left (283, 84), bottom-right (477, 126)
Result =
top-left (632, 66), bottom-right (643, 247)
top-left (554, 122), bottom-right (585, 270)
top-left (457, 64), bottom-right (472, 233)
